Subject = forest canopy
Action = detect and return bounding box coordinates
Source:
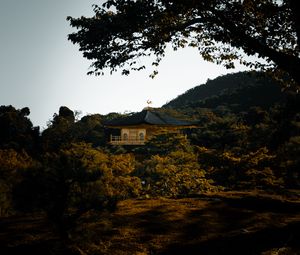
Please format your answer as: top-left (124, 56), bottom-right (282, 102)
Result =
top-left (67, 0), bottom-right (300, 90)
top-left (0, 72), bottom-right (299, 255)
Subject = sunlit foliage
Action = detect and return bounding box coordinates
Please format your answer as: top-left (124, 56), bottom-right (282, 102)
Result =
top-left (0, 149), bottom-right (35, 216)
top-left (141, 150), bottom-right (215, 197)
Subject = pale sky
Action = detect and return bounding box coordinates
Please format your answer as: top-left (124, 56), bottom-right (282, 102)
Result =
top-left (0, 0), bottom-right (250, 128)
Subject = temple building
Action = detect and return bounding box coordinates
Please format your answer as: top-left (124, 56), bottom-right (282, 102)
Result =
top-left (104, 109), bottom-right (196, 145)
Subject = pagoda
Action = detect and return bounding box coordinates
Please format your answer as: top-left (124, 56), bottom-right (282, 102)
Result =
top-left (104, 109), bottom-right (196, 145)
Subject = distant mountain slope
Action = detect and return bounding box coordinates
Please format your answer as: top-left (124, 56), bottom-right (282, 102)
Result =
top-left (163, 72), bottom-right (285, 111)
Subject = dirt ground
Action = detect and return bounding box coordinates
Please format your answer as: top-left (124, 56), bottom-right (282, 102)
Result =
top-left (1, 191), bottom-right (300, 255)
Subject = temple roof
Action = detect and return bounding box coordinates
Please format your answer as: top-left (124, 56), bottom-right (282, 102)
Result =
top-left (104, 109), bottom-right (195, 127)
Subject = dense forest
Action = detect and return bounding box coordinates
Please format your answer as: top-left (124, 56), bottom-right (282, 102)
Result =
top-left (1, 71), bottom-right (300, 254)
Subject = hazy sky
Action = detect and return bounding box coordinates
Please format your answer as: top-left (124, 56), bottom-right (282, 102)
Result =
top-left (0, 0), bottom-right (250, 128)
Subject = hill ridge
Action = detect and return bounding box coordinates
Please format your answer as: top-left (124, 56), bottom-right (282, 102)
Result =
top-left (163, 71), bottom-right (284, 111)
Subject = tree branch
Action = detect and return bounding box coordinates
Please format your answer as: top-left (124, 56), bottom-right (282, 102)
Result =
top-left (288, 0), bottom-right (300, 48)
top-left (213, 9), bottom-right (300, 84)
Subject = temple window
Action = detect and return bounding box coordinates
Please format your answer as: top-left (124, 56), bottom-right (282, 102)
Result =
top-left (139, 132), bottom-right (145, 141)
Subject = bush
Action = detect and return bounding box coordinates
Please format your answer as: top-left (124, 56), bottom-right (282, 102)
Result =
top-left (140, 150), bottom-right (215, 197)
top-left (0, 149), bottom-right (36, 216)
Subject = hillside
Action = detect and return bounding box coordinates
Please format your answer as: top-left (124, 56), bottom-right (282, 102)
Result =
top-left (163, 72), bottom-right (285, 112)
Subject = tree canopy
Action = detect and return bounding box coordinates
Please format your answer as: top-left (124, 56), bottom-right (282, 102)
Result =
top-left (67, 0), bottom-right (300, 89)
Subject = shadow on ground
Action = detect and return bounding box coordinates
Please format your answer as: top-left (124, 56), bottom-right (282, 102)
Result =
top-left (1, 193), bottom-right (300, 255)
top-left (160, 219), bottom-right (300, 255)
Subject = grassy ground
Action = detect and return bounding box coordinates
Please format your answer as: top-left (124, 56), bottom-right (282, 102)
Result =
top-left (1, 191), bottom-right (300, 255)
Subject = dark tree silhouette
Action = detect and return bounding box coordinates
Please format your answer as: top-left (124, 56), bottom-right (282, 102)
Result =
top-left (42, 106), bottom-right (76, 151)
top-left (0, 105), bottom-right (39, 153)
top-left (67, 0), bottom-right (300, 89)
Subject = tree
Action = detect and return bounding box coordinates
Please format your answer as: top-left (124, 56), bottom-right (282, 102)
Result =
top-left (67, 0), bottom-right (300, 90)
top-left (73, 114), bottom-right (106, 147)
top-left (13, 143), bottom-right (109, 239)
top-left (0, 149), bottom-right (35, 216)
top-left (42, 106), bottom-right (76, 151)
top-left (140, 149), bottom-right (215, 197)
top-left (0, 105), bottom-right (39, 154)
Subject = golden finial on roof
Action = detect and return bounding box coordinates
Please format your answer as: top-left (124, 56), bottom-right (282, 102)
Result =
top-left (144, 99), bottom-right (153, 110)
